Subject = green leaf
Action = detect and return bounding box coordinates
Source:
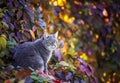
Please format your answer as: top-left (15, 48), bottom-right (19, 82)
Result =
top-left (7, 41), bottom-right (16, 48)
top-left (31, 71), bottom-right (38, 75)
top-left (30, 75), bottom-right (39, 80)
top-left (67, 49), bottom-right (77, 55)
top-left (44, 77), bottom-right (51, 82)
top-left (38, 78), bottom-right (44, 83)
top-left (0, 49), bottom-right (9, 57)
top-left (69, 64), bottom-right (76, 71)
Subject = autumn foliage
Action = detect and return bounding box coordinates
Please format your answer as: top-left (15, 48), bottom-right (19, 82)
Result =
top-left (0, 0), bottom-right (120, 83)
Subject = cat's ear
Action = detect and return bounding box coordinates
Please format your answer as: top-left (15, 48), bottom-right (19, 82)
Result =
top-left (54, 31), bottom-right (58, 38)
top-left (43, 31), bottom-right (49, 39)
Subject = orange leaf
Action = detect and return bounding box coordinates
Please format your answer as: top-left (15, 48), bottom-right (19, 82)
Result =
top-left (29, 30), bottom-right (35, 40)
top-left (16, 69), bottom-right (31, 80)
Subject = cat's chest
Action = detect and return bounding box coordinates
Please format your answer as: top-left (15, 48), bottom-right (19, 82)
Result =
top-left (37, 47), bottom-right (52, 61)
top-left (43, 51), bottom-right (52, 62)
top-left (47, 52), bottom-right (52, 61)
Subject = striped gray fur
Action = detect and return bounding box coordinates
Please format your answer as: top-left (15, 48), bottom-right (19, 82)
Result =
top-left (14, 32), bottom-right (58, 73)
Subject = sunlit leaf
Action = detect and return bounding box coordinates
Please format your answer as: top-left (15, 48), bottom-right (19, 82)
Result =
top-left (59, 61), bottom-right (69, 66)
top-left (0, 35), bottom-right (7, 52)
top-left (80, 53), bottom-right (88, 61)
top-left (69, 64), bottom-right (76, 71)
top-left (67, 49), bottom-right (77, 58)
top-left (57, 0), bottom-right (66, 6)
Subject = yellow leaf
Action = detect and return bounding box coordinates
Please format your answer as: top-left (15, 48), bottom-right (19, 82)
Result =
top-left (70, 42), bottom-right (75, 49)
top-left (67, 49), bottom-right (77, 56)
top-left (57, 0), bottom-right (66, 6)
top-left (69, 64), bottom-right (76, 71)
top-left (29, 30), bottom-right (35, 40)
top-left (80, 53), bottom-right (88, 61)
top-left (0, 35), bottom-right (7, 52)
top-left (0, 13), bottom-right (3, 18)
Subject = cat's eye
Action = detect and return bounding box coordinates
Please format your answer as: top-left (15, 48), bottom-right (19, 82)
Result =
top-left (47, 36), bottom-right (49, 39)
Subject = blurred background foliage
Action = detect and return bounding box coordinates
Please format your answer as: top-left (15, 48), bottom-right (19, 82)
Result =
top-left (0, 0), bottom-right (120, 83)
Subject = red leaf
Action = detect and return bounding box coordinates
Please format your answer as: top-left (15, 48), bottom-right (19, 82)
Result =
top-left (4, 79), bottom-right (11, 83)
top-left (52, 79), bottom-right (62, 83)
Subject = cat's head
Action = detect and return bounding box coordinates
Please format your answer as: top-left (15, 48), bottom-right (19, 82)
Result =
top-left (42, 32), bottom-right (58, 51)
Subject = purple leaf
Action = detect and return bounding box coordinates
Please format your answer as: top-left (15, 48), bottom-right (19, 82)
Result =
top-left (79, 64), bottom-right (94, 77)
top-left (7, 2), bottom-right (14, 9)
top-left (55, 70), bottom-right (66, 80)
top-left (85, 67), bottom-right (93, 76)
top-left (24, 6), bottom-right (34, 21)
top-left (27, 11), bottom-right (34, 22)
top-left (23, 13), bottom-right (30, 24)
top-left (25, 77), bottom-right (33, 83)
top-left (80, 65), bottom-right (86, 72)
top-left (13, 22), bottom-right (19, 28)
top-left (3, 13), bottom-right (11, 23)
top-left (54, 6), bottom-right (62, 16)
top-left (19, 0), bottom-right (26, 5)
top-left (98, 39), bottom-right (104, 47)
top-left (17, 32), bottom-right (22, 40)
top-left (97, 4), bottom-right (104, 10)
top-left (59, 40), bottom-right (64, 48)
top-left (77, 58), bottom-right (87, 66)
top-left (36, 19), bottom-right (46, 30)
top-left (8, 11), bottom-right (15, 16)
top-left (17, 10), bottom-right (23, 20)
top-left (54, 49), bottom-right (63, 61)
top-left (107, 27), bottom-right (112, 33)
top-left (13, 0), bottom-right (20, 8)
top-left (24, 6), bottom-right (34, 14)
top-left (9, 23), bottom-right (15, 31)
top-left (65, 72), bottom-right (72, 80)
top-left (32, 25), bottom-right (37, 32)
top-left (87, 48), bottom-right (95, 56)
top-left (94, 77), bottom-right (98, 83)
top-left (74, 80), bottom-right (80, 83)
